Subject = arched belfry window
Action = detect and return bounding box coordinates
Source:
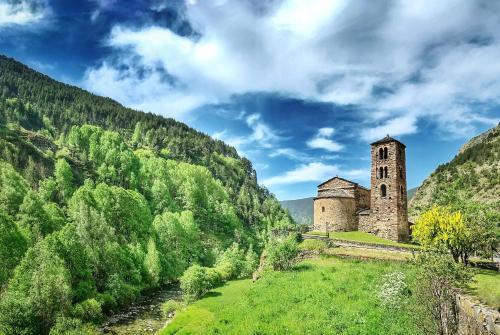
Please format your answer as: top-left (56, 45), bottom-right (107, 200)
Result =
top-left (383, 147), bottom-right (388, 159)
top-left (384, 167), bottom-right (388, 178)
top-left (379, 167), bottom-right (384, 179)
top-left (381, 184), bottom-right (387, 197)
top-left (379, 148), bottom-right (383, 159)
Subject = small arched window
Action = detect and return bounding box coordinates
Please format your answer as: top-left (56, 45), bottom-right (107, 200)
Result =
top-left (383, 147), bottom-right (388, 159)
top-left (322, 206), bottom-right (325, 212)
top-left (400, 186), bottom-right (404, 196)
top-left (384, 167), bottom-right (388, 178)
top-left (399, 167), bottom-right (403, 178)
top-left (379, 148), bottom-right (384, 159)
top-left (379, 167), bottom-right (384, 179)
top-left (381, 184), bottom-right (387, 197)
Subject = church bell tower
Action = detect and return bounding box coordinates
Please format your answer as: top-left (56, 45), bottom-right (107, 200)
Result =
top-left (369, 135), bottom-right (409, 242)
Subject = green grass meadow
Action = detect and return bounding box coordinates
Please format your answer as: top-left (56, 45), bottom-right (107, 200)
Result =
top-left (160, 257), bottom-right (421, 335)
top-left (468, 269), bottom-right (500, 310)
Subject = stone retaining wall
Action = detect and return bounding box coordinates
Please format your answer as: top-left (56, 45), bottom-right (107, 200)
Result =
top-left (457, 295), bottom-right (500, 335)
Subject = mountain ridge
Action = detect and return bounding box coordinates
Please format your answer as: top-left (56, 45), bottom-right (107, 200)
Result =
top-left (409, 123), bottom-right (500, 220)
top-left (0, 54), bottom-right (273, 205)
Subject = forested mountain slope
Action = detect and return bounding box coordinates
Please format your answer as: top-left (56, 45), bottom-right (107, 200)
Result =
top-left (409, 124), bottom-right (500, 221)
top-left (0, 55), bottom-right (292, 335)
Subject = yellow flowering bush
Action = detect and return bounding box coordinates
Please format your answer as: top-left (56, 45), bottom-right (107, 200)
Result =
top-left (413, 206), bottom-right (471, 262)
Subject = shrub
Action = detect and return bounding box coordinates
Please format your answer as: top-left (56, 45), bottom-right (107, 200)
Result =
top-left (106, 274), bottom-right (140, 306)
top-left (49, 317), bottom-right (96, 335)
top-left (180, 265), bottom-right (213, 302)
top-left (161, 300), bottom-right (183, 317)
top-left (378, 271), bottom-right (410, 308)
top-left (299, 239), bottom-right (327, 252)
top-left (241, 246), bottom-right (259, 278)
top-left (412, 250), bottom-right (473, 335)
top-left (266, 236), bottom-right (300, 271)
top-left (0, 291), bottom-right (38, 335)
top-left (413, 206), bottom-right (469, 262)
top-left (215, 243), bottom-right (245, 280)
top-left (72, 299), bottom-right (103, 323)
top-left (206, 267), bottom-right (223, 288)
top-left (95, 293), bottom-right (117, 314)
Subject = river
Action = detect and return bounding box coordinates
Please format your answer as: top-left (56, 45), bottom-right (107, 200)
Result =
top-left (99, 285), bottom-right (181, 335)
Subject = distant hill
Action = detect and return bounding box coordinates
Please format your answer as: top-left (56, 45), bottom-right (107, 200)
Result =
top-left (409, 124), bottom-right (500, 220)
top-left (280, 197), bottom-right (314, 226)
top-left (407, 187), bottom-right (418, 200)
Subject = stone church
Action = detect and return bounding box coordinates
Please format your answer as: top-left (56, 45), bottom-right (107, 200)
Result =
top-left (313, 135), bottom-right (409, 242)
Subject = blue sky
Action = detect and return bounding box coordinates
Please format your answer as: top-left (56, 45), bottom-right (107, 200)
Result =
top-left (1, 0), bottom-right (499, 200)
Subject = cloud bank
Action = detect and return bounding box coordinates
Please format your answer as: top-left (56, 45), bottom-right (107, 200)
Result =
top-left (83, 0), bottom-right (500, 139)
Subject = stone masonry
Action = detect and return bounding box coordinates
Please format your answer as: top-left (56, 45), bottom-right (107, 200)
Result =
top-left (313, 177), bottom-right (370, 233)
top-left (313, 135), bottom-right (410, 242)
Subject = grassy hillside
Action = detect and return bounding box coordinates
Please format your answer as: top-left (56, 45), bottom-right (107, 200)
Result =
top-left (0, 55), bottom-right (293, 335)
top-left (280, 197), bottom-right (314, 226)
top-left (409, 124), bottom-right (500, 220)
top-left (160, 257), bottom-right (421, 335)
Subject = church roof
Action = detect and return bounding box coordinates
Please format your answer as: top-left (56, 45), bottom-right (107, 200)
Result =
top-left (316, 188), bottom-right (354, 198)
top-left (317, 176), bottom-right (357, 188)
top-left (370, 134), bottom-right (406, 148)
top-left (317, 176), bottom-right (370, 191)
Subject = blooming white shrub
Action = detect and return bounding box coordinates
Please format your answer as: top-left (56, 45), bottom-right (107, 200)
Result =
top-left (378, 271), bottom-right (409, 308)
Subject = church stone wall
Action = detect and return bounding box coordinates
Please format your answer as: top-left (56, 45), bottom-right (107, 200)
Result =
top-left (355, 188), bottom-right (371, 210)
top-left (313, 197), bottom-right (357, 232)
top-left (358, 213), bottom-right (373, 233)
top-left (312, 136), bottom-right (410, 242)
top-left (369, 140), bottom-right (409, 242)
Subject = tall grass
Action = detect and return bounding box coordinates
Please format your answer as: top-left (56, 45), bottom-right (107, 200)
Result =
top-left (468, 269), bottom-right (500, 310)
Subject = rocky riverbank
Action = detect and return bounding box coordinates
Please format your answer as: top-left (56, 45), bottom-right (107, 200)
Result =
top-left (99, 285), bottom-right (182, 335)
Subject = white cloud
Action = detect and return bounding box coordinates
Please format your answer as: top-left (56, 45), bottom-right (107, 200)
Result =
top-left (83, 61), bottom-right (208, 119)
top-left (269, 148), bottom-right (312, 162)
top-left (210, 113), bottom-right (281, 155)
top-left (307, 138), bottom-right (344, 152)
top-left (261, 162), bottom-right (365, 186)
top-left (0, 0), bottom-right (48, 26)
top-left (362, 115), bottom-right (418, 142)
top-left (89, 0), bottom-right (116, 21)
top-left (307, 127), bottom-right (343, 152)
top-left (83, 0), bottom-right (500, 138)
top-left (245, 113), bottom-right (280, 148)
top-left (318, 127), bottom-right (334, 137)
